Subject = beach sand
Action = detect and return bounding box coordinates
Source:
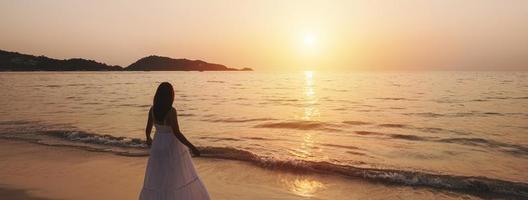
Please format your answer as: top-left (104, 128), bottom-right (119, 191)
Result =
top-left (0, 139), bottom-right (485, 200)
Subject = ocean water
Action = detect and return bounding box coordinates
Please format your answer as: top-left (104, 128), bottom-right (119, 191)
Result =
top-left (0, 71), bottom-right (527, 197)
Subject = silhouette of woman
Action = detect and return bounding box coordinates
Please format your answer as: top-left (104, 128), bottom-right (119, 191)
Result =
top-left (139, 82), bottom-right (210, 200)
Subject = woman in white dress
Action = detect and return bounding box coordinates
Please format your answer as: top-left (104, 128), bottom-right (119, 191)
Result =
top-left (139, 82), bottom-right (210, 200)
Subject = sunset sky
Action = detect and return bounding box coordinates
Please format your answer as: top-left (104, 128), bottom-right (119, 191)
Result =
top-left (1, 0), bottom-right (527, 71)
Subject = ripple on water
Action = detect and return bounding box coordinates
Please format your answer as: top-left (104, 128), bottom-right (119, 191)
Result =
top-left (378, 123), bottom-right (409, 128)
top-left (342, 121), bottom-right (372, 125)
top-left (253, 121), bottom-right (342, 132)
top-left (204, 117), bottom-right (276, 123)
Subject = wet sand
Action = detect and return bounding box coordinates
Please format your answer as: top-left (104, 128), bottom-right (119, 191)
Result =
top-left (0, 187), bottom-right (54, 200)
top-left (0, 139), bottom-right (488, 200)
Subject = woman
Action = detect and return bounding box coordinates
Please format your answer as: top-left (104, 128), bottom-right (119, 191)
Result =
top-left (139, 82), bottom-right (210, 200)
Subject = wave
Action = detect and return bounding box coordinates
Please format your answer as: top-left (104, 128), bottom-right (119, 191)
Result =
top-left (198, 136), bottom-right (242, 142)
top-left (178, 113), bottom-right (196, 117)
top-left (354, 131), bottom-right (385, 136)
top-left (0, 120), bottom-right (31, 125)
top-left (42, 130), bottom-right (146, 148)
top-left (240, 136), bottom-right (284, 141)
top-left (377, 123), bottom-right (471, 135)
top-left (1, 124), bottom-right (527, 197)
top-left (203, 117), bottom-right (276, 123)
top-left (405, 111), bottom-right (527, 118)
top-left (253, 121), bottom-right (342, 131)
top-left (389, 134), bottom-right (431, 141)
top-left (438, 138), bottom-right (528, 156)
top-left (378, 123), bottom-right (408, 128)
top-left (319, 143), bottom-right (362, 150)
top-left (206, 80), bottom-right (225, 83)
top-left (374, 97), bottom-right (418, 101)
top-left (405, 112), bottom-right (445, 118)
top-left (342, 120), bottom-right (371, 125)
top-left (354, 127), bottom-right (527, 156)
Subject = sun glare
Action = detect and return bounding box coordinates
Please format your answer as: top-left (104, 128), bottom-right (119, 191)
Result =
top-left (303, 34), bottom-right (316, 47)
top-left (299, 32), bottom-right (319, 57)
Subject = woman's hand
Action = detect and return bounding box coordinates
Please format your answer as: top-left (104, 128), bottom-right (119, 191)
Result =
top-left (146, 137), bottom-right (152, 148)
top-left (190, 146), bottom-right (201, 157)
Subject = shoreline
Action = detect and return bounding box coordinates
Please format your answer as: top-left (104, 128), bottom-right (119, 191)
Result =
top-left (0, 138), bottom-right (515, 200)
top-left (1, 126), bottom-right (526, 198)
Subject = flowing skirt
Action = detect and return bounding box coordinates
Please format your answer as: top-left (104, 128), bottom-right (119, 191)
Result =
top-left (139, 131), bottom-right (210, 200)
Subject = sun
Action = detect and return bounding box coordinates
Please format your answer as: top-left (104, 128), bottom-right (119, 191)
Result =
top-left (298, 32), bottom-right (320, 59)
top-left (303, 34), bottom-right (316, 47)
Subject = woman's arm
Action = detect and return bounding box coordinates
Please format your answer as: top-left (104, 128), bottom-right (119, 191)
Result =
top-left (169, 108), bottom-right (200, 156)
top-left (145, 108), bottom-right (154, 147)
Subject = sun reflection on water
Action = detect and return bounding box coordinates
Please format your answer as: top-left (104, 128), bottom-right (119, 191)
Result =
top-left (282, 176), bottom-right (325, 197)
top-left (302, 71), bottom-right (319, 120)
top-left (288, 71), bottom-right (323, 159)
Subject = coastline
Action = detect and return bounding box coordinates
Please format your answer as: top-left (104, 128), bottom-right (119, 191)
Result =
top-left (0, 138), bottom-right (508, 200)
top-left (0, 49), bottom-right (253, 72)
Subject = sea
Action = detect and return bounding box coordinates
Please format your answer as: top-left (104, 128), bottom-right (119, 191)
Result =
top-left (0, 71), bottom-right (527, 197)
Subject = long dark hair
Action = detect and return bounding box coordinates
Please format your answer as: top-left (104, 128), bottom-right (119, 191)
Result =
top-left (153, 82), bottom-right (174, 123)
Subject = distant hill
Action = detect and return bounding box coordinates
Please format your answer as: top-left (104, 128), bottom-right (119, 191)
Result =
top-left (125, 55), bottom-right (252, 71)
top-left (0, 49), bottom-right (252, 71)
top-left (0, 50), bottom-right (122, 71)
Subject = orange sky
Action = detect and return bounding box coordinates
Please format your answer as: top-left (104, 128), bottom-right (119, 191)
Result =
top-left (1, 0), bottom-right (527, 70)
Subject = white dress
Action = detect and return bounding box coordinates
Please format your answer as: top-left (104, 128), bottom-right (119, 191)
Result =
top-left (139, 123), bottom-right (210, 200)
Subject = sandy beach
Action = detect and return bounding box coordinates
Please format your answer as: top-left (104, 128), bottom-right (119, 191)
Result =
top-left (0, 139), bottom-right (502, 200)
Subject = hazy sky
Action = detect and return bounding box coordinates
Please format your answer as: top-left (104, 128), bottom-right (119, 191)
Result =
top-left (1, 0), bottom-right (527, 70)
